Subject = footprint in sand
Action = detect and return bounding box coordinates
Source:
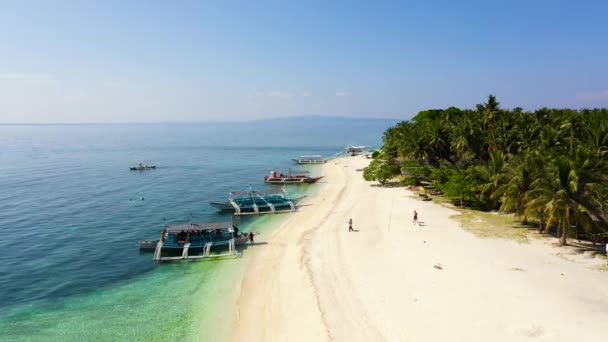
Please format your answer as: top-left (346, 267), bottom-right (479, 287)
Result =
top-left (527, 326), bottom-right (544, 337)
top-left (526, 326), bottom-right (546, 338)
top-left (514, 325), bottom-right (547, 338)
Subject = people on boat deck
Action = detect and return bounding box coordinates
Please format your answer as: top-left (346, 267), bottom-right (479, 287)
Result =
top-left (171, 228), bottom-right (242, 243)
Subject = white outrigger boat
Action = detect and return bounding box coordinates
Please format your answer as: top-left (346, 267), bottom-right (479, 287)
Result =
top-left (292, 155), bottom-right (327, 164)
top-left (264, 169), bottom-right (324, 184)
top-left (346, 146), bottom-right (367, 156)
top-left (210, 189), bottom-right (304, 215)
top-left (141, 220), bottom-right (248, 261)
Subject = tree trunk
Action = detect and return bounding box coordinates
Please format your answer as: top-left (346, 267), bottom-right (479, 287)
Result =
top-left (559, 231), bottom-right (567, 245)
top-left (559, 220), bottom-right (567, 246)
top-left (542, 217), bottom-right (552, 234)
top-left (489, 126), bottom-right (496, 152)
top-left (522, 215), bottom-right (528, 226)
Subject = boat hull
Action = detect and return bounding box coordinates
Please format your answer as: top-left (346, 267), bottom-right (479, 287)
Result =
top-left (210, 195), bottom-right (305, 212)
top-left (139, 236), bottom-right (250, 252)
top-left (130, 166), bottom-right (156, 171)
top-left (292, 159), bottom-right (327, 164)
top-left (264, 176), bottom-right (323, 184)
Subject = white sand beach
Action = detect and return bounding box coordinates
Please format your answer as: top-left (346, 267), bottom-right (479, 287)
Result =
top-left (230, 155), bottom-right (608, 342)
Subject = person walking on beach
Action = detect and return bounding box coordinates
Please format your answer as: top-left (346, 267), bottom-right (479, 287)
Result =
top-left (348, 218), bottom-right (354, 232)
top-left (413, 210), bottom-right (418, 226)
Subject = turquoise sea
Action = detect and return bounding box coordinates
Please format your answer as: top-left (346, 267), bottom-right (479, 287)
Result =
top-left (0, 117), bottom-right (396, 341)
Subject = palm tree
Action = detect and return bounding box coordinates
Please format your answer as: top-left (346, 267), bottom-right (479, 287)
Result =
top-left (493, 152), bottom-right (541, 224)
top-left (403, 127), bottom-right (431, 163)
top-left (477, 150), bottom-right (506, 209)
top-left (584, 109), bottom-right (608, 156)
top-left (477, 94), bottom-right (500, 152)
top-left (557, 110), bottom-right (584, 155)
top-left (450, 115), bottom-right (472, 160)
top-left (426, 120), bottom-right (449, 164)
top-left (525, 149), bottom-right (605, 245)
top-left (512, 108), bottom-right (540, 153)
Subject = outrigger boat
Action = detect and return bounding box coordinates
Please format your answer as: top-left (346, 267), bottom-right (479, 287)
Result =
top-left (130, 163), bottom-right (157, 171)
top-left (264, 169), bottom-right (324, 184)
top-left (140, 221), bottom-right (248, 261)
top-left (210, 189), bottom-right (304, 215)
top-left (346, 146), bottom-right (367, 156)
top-left (292, 155), bottom-right (327, 164)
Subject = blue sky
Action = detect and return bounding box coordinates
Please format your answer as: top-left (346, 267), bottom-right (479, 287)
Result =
top-left (1, 1), bottom-right (607, 123)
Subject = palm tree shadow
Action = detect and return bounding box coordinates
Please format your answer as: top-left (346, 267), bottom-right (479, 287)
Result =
top-left (370, 181), bottom-right (402, 188)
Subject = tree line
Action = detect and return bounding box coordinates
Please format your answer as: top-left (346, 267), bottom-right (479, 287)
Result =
top-left (364, 95), bottom-right (608, 245)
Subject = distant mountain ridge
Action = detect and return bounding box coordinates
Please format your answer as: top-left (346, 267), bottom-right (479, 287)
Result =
top-left (247, 115), bottom-right (402, 123)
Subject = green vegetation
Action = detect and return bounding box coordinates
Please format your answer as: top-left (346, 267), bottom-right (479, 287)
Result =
top-left (367, 95), bottom-right (608, 246)
top-left (363, 152), bottom-right (401, 185)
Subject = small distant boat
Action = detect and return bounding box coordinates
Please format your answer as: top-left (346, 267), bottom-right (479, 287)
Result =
top-left (140, 220), bottom-right (249, 261)
top-left (264, 169), bottom-right (324, 184)
top-left (130, 163), bottom-right (157, 171)
top-left (210, 189), bottom-right (305, 215)
top-left (292, 155), bottom-right (327, 164)
top-left (345, 146), bottom-right (367, 156)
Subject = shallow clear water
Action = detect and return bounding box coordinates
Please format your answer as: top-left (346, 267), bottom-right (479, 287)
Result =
top-left (0, 118), bottom-right (395, 341)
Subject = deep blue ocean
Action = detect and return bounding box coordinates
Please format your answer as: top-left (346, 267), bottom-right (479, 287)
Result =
top-left (0, 117), bottom-right (396, 341)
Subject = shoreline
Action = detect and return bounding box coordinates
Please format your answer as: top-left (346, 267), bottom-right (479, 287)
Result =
top-left (228, 157), bottom-right (346, 341)
top-left (228, 155), bottom-right (608, 341)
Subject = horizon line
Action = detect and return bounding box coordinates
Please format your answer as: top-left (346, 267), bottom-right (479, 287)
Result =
top-left (0, 114), bottom-right (403, 126)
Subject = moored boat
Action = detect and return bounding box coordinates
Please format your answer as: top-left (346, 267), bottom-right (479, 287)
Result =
top-left (210, 189), bottom-right (304, 215)
top-left (130, 163), bottom-right (157, 171)
top-left (292, 155), bottom-right (327, 164)
top-left (264, 169), bottom-right (324, 184)
top-left (345, 146), bottom-right (367, 156)
top-left (144, 221), bottom-right (249, 261)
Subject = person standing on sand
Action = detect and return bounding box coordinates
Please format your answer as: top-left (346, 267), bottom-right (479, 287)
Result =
top-left (413, 210), bottom-right (418, 226)
top-left (348, 218), bottom-right (354, 232)
top-left (248, 232), bottom-right (255, 245)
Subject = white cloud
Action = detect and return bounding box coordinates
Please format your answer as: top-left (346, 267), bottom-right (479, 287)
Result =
top-left (335, 91), bottom-right (351, 97)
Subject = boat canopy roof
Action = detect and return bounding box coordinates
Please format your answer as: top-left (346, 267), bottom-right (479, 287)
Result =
top-left (299, 155), bottom-right (323, 158)
top-left (164, 222), bottom-right (232, 233)
top-left (230, 189), bottom-right (286, 196)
